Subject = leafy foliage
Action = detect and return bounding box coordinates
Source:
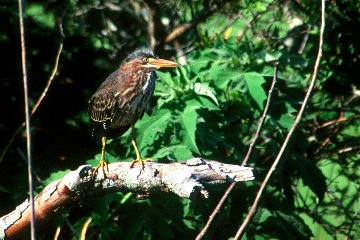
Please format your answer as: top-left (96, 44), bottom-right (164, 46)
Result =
top-left (1, 0), bottom-right (360, 239)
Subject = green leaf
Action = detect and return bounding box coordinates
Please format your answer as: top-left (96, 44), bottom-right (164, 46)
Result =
top-left (152, 145), bottom-right (193, 161)
top-left (259, 208), bottom-right (272, 223)
top-left (289, 55), bottom-right (308, 68)
top-left (278, 114), bottom-right (295, 130)
top-left (296, 155), bottom-right (327, 201)
top-left (300, 213), bottom-right (333, 240)
top-left (193, 82), bottom-right (219, 106)
top-left (26, 4), bottom-right (55, 28)
top-left (43, 170), bottom-right (70, 186)
top-left (172, 146), bottom-right (193, 160)
top-left (179, 110), bottom-right (200, 154)
top-left (136, 109), bottom-right (172, 156)
top-left (244, 72), bottom-right (267, 110)
top-left (184, 96), bottom-right (219, 111)
top-left (210, 66), bottom-right (242, 89)
top-left (275, 211), bottom-right (313, 238)
top-left (156, 71), bottom-right (174, 88)
top-left (256, 51), bottom-right (282, 63)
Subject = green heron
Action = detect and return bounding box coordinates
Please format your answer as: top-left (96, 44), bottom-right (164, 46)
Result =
top-left (89, 48), bottom-right (178, 175)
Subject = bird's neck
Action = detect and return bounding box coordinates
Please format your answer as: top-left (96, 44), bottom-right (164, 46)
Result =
top-left (123, 68), bottom-right (154, 91)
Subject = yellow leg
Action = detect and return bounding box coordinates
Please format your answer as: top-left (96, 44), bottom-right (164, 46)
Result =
top-left (93, 136), bottom-right (109, 176)
top-left (130, 126), bottom-right (152, 169)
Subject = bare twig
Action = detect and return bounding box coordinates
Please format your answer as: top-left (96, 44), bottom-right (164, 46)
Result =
top-left (315, 113), bottom-right (360, 130)
top-left (242, 62), bottom-right (278, 166)
top-left (0, 159), bottom-right (254, 239)
top-left (210, 15), bottom-right (240, 41)
top-left (195, 63), bottom-right (278, 240)
top-left (314, 112), bottom-right (344, 154)
top-left (180, 14), bottom-right (241, 57)
top-left (17, 0), bottom-right (36, 239)
top-left (0, 42), bottom-right (63, 164)
top-left (195, 182), bottom-right (236, 240)
top-left (336, 145), bottom-right (360, 154)
top-left (165, 6), bottom-right (217, 43)
top-left (165, 23), bottom-right (194, 43)
top-left (234, 0), bottom-right (326, 238)
top-left (17, 148), bottom-right (44, 186)
top-left (32, 43), bottom-right (63, 115)
top-left (63, 216), bottom-right (80, 239)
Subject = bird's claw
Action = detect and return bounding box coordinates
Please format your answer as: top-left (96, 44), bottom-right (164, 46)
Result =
top-left (93, 159), bottom-right (109, 177)
top-left (130, 158), bottom-right (152, 169)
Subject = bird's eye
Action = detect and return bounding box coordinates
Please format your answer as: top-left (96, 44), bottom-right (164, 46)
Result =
top-left (142, 58), bottom-right (148, 63)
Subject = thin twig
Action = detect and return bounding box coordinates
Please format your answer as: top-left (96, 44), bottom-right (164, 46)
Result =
top-left (17, 148), bottom-right (44, 185)
top-left (210, 15), bottom-right (240, 41)
top-left (32, 43), bottom-right (63, 115)
top-left (242, 62), bottom-right (278, 166)
top-left (63, 216), bottom-right (80, 239)
top-left (315, 114), bottom-right (360, 130)
top-left (17, 0), bottom-right (36, 238)
top-left (195, 183), bottom-right (236, 240)
top-left (314, 112), bottom-right (343, 154)
top-left (234, 0), bottom-right (326, 238)
top-left (336, 145), bottom-right (360, 154)
top-left (0, 42), bottom-right (63, 164)
top-left (195, 63), bottom-right (278, 240)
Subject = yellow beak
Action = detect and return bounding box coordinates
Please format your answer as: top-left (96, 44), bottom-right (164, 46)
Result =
top-left (147, 58), bottom-right (178, 69)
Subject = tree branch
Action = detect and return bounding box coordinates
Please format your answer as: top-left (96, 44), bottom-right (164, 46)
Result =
top-left (0, 158), bottom-right (254, 240)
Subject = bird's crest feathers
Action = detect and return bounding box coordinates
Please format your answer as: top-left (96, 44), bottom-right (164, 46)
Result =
top-left (122, 48), bottom-right (157, 64)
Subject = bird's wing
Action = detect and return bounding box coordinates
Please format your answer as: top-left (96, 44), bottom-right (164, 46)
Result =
top-left (88, 70), bottom-right (127, 123)
top-left (89, 89), bottom-right (119, 142)
top-left (88, 70), bottom-right (131, 141)
top-left (88, 90), bottom-right (117, 124)
top-left (89, 70), bottom-right (123, 130)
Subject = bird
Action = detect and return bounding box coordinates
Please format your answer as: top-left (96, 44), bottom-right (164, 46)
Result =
top-left (88, 48), bottom-right (178, 175)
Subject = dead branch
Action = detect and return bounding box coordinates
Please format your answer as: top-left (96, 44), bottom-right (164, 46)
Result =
top-left (0, 158), bottom-right (253, 240)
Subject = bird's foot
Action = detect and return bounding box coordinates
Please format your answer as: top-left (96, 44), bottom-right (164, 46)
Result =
top-left (130, 158), bottom-right (153, 169)
top-left (93, 159), bottom-right (109, 177)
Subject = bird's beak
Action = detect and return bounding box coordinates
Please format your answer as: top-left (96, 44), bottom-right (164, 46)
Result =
top-left (148, 58), bottom-right (178, 69)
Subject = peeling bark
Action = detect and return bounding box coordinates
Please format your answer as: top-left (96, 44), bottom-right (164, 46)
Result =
top-left (0, 158), bottom-right (254, 239)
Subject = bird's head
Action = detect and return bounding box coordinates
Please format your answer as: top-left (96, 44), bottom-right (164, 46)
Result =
top-left (121, 48), bottom-right (178, 74)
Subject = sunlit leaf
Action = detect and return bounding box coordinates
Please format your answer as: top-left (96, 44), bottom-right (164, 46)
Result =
top-left (179, 110), bottom-right (200, 154)
top-left (136, 109), bottom-right (172, 156)
top-left (275, 211), bottom-right (313, 238)
top-left (43, 170), bottom-right (70, 186)
top-left (296, 155), bottom-right (327, 202)
top-left (244, 72), bottom-right (267, 110)
top-left (193, 82), bottom-right (218, 106)
top-left (26, 4), bottom-right (55, 28)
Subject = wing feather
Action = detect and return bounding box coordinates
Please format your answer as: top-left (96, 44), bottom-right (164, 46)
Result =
top-left (88, 70), bottom-right (128, 140)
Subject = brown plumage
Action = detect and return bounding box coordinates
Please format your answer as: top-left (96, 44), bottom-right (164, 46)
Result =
top-left (88, 48), bottom-right (178, 174)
